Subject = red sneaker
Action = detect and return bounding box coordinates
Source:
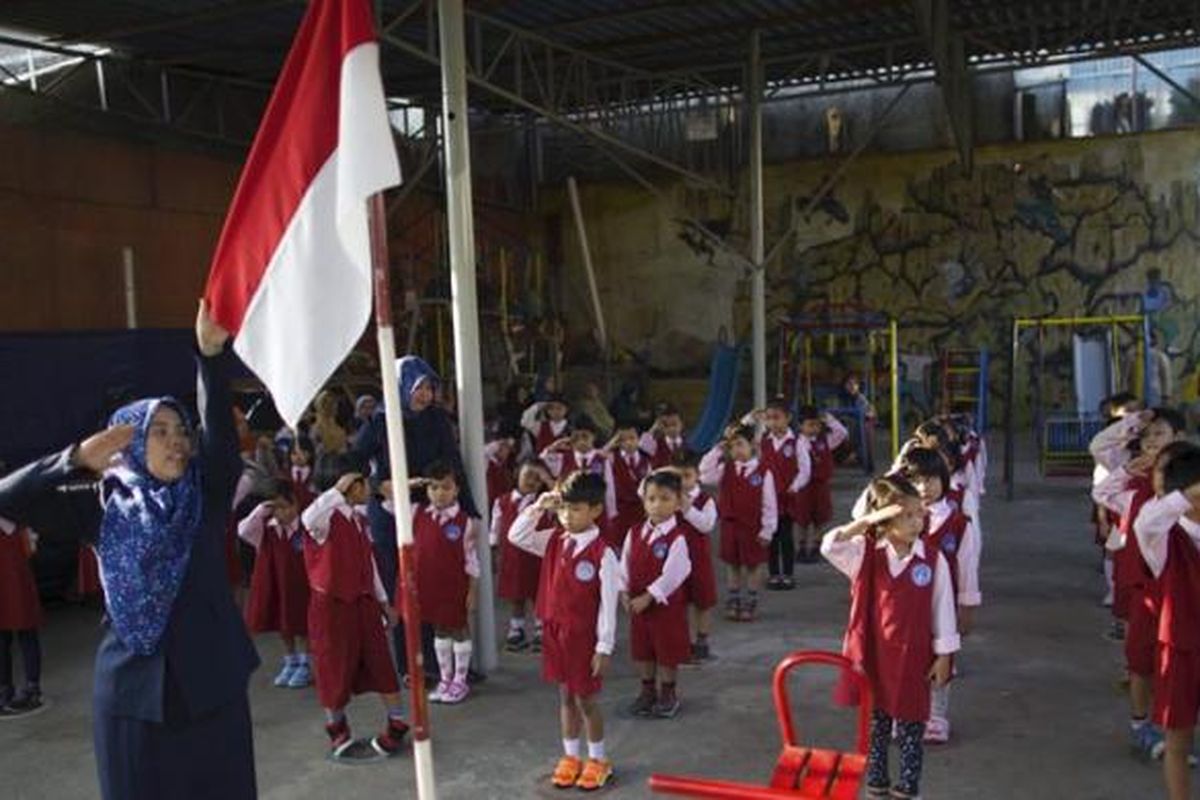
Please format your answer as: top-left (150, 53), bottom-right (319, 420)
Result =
top-left (371, 718), bottom-right (410, 756)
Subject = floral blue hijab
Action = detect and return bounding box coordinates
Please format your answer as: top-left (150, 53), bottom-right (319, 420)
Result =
top-left (98, 398), bottom-right (204, 656)
top-left (397, 356), bottom-right (440, 418)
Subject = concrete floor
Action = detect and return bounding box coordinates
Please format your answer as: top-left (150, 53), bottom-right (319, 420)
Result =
top-left (1, 445), bottom-right (1166, 799)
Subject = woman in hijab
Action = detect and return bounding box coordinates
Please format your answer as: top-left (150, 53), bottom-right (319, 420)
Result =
top-left (355, 356), bottom-right (477, 680)
top-left (0, 302), bottom-right (259, 800)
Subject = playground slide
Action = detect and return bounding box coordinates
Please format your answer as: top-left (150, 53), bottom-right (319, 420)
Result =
top-left (687, 342), bottom-right (742, 453)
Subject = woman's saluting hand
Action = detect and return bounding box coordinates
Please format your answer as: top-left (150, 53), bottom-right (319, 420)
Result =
top-left (74, 426), bottom-right (136, 473)
top-left (195, 299), bottom-right (230, 357)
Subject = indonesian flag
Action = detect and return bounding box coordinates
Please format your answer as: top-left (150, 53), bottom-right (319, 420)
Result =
top-left (204, 0), bottom-right (399, 426)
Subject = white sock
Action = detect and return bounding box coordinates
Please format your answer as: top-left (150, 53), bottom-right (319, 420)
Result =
top-left (508, 616), bottom-right (525, 634)
top-left (930, 683), bottom-right (951, 720)
top-left (1104, 558), bottom-right (1114, 591)
top-left (434, 637), bottom-right (454, 683)
top-left (563, 738), bottom-right (581, 758)
top-left (587, 739), bottom-right (606, 760)
top-left (452, 640), bottom-right (473, 684)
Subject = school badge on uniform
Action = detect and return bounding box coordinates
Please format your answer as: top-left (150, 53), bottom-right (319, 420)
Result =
top-left (782, 445), bottom-right (794, 458)
top-left (749, 473), bottom-right (763, 487)
top-left (911, 563), bottom-right (933, 587)
top-left (443, 523), bottom-right (463, 541)
top-left (652, 541), bottom-right (668, 560)
top-left (574, 561), bottom-right (596, 582)
top-left (941, 534), bottom-right (958, 554)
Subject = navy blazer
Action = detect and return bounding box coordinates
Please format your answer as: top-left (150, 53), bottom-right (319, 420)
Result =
top-left (0, 350), bottom-right (260, 723)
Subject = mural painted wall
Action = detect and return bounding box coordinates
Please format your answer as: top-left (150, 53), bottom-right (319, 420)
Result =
top-left (557, 128), bottom-right (1200, 424)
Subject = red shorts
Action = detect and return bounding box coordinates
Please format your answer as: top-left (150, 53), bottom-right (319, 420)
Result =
top-left (630, 602), bottom-right (691, 668)
top-left (309, 592), bottom-right (399, 709)
top-left (542, 621), bottom-right (602, 697)
top-left (793, 481), bottom-right (833, 527)
top-left (497, 539), bottom-right (541, 604)
top-left (1124, 587), bottom-right (1158, 678)
top-left (1154, 644), bottom-right (1200, 730)
top-left (719, 521), bottom-right (768, 568)
top-left (685, 532), bottom-right (718, 610)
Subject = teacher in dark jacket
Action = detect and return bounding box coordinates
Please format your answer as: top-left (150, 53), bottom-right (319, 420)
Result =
top-left (0, 302), bottom-right (259, 800)
top-left (355, 355), bottom-right (477, 678)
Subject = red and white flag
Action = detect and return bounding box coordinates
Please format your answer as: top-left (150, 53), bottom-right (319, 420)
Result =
top-left (204, 0), bottom-right (399, 426)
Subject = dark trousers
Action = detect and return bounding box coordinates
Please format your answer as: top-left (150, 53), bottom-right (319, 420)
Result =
top-left (867, 709), bottom-right (925, 796)
top-left (768, 516), bottom-right (796, 577)
top-left (0, 629), bottom-right (40, 688)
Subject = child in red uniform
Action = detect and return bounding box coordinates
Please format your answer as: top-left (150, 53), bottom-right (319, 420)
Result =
top-left (795, 405), bottom-right (848, 562)
top-left (493, 459), bottom-right (553, 653)
top-left (410, 462), bottom-right (480, 705)
top-left (640, 405), bottom-right (686, 469)
top-left (745, 397), bottom-right (812, 590)
top-left (902, 447), bottom-right (980, 744)
top-left (288, 435), bottom-right (317, 511)
top-left (1133, 445), bottom-right (1200, 800)
top-left (0, 514), bottom-right (42, 716)
top-left (522, 393), bottom-right (571, 456)
top-left (603, 421), bottom-right (650, 551)
top-left (822, 476), bottom-right (958, 800)
top-left (674, 449), bottom-right (719, 662)
top-left (302, 460), bottom-right (408, 757)
top-left (484, 429), bottom-right (517, 511)
top-left (1094, 408), bottom-right (1188, 759)
top-left (622, 469), bottom-right (692, 718)
top-left (700, 423), bottom-right (778, 622)
top-left (509, 471), bottom-right (618, 791)
top-left (541, 417), bottom-right (605, 482)
top-left (239, 479), bottom-right (312, 689)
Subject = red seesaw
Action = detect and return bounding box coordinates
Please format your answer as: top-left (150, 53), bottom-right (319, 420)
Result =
top-left (648, 651), bottom-right (872, 800)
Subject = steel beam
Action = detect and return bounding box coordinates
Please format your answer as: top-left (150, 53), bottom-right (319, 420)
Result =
top-left (914, 0), bottom-right (974, 174)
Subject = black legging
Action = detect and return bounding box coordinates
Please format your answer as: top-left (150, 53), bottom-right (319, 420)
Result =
top-left (0, 629), bottom-right (41, 689)
top-left (768, 516), bottom-right (795, 577)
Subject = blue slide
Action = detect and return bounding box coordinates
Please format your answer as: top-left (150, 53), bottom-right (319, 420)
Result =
top-left (687, 342), bottom-right (743, 453)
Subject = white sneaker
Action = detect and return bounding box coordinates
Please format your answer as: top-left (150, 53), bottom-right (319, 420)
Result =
top-left (923, 716), bottom-right (950, 744)
top-left (428, 680), bottom-right (450, 703)
top-left (1102, 589), bottom-right (1114, 607)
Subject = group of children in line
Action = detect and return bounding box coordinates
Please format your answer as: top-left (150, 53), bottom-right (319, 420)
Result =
top-left (1090, 393), bottom-right (1200, 800)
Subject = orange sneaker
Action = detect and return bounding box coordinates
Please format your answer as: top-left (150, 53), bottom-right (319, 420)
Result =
top-left (576, 758), bottom-right (614, 791)
top-left (551, 755), bottom-right (582, 789)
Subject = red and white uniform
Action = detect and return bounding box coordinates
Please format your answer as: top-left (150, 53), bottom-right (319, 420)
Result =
top-left (795, 414), bottom-right (847, 526)
top-left (604, 448), bottom-right (650, 551)
top-left (302, 490), bottom-right (397, 709)
top-left (485, 441), bottom-right (515, 510)
top-left (491, 490), bottom-right (543, 604)
top-left (541, 446), bottom-right (605, 481)
top-left (757, 427), bottom-right (812, 522)
top-left (289, 465), bottom-right (316, 512)
top-left (1134, 492), bottom-right (1200, 728)
top-left (640, 431), bottom-right (686, 470)
top-left (239, 503), bottom-right (310, 637)
top-left (620, 516), bottom-right (692, 667)
top-left (509, 509), bottom-right (619, 697)
top-left (521, 403), bottom-right (569, 455)
top-left (822, 533), bottom-right (960, 722)
top-left (700, 447), bottom-right (778, 568)
top-left (409, 503), bottom-right (479, 631)
top-left (0, 518), bottom-right (41, 630)
top-left (924, 497), bottom-right (981, 608)
top-left (679, 488), bottom-right (718, 610)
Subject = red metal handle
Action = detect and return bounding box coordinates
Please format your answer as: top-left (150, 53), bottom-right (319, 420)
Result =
top-left (771, 651), bottom-right (872, 755)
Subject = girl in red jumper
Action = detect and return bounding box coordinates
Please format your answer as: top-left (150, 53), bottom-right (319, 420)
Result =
top-left (410, 462), bottom-right (480, 705)
top-left (745, 397), bottom-right (812, 589)
top-left (0, 512), bottom-right (42, 716)
top-left (302, 459), bottom-right (407, 758)
top-left (700, 423), bottom-right (778, 622)
top-left (795, 405), bottom-right (848, 562)
top-left (521, 393), bottom-right (571, 456)
top-left (603, 421), bottom-right (650, 550)
top-left (621, 469), bottom-right (692, 718)
top-left (674, 449), bottom-right (719, 662)
top-left (822, 476), bottom-right (959, 800)
top-left (239, 479), bottom-right (312, 689)
top-left (492, 459), bottom-right (553, 653)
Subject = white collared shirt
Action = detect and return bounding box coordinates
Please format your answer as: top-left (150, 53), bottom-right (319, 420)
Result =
top-left (489, 489), bottom-right (535, 546)
top-left (618, 516), bottom-right (691, 604)
top-left (682, 487), bottom-right (717, 535)
top-left (1134, 491), bottom-right (1200, 578)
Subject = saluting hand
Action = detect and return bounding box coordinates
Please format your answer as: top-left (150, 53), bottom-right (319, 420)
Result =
top-left (75, 425), bottom-right (136, 472)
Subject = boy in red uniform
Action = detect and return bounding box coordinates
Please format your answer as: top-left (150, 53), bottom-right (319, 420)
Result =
top-left (1133, 444), bottom-right (1200, 800)
top-left (795, 405), bottom-right (848, 562)
top-left (541, 417), bottom-right (606, 482)
top-left (603, 421), bottom-right (650, 551)
top-left (673, 450), bottom-right (719, 662)
top-left (410, 462), bottom-right (480, 705)
top-left (1094, 407), bottom-right (1187, 758)
top-left (0, 509), bottom-right (42, 717)
top-left (744, 397), bottom-right (812, 590)
top-left (484, 427), bottom-right (517, 510)
top-left (700, 423), bottom-right (778, 622)
top-left (822, 475), bottom-right (959, 800)
top-left (509, 471), bottom-right (618, 791)
top-left (902, 447), bottom-right (980, 744)
top-left (622, 469), bottom-right (692, 718)
top-left (521, 393), bottom-right (571, 456)
top-left (302, 460), bottom-right (408, 758)
top-left (640, 405), bottom-right (687, 469)
top-left (492, 459), bottom-right (553, 653)
top-left (239, 480), bottom-right (312, 689)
